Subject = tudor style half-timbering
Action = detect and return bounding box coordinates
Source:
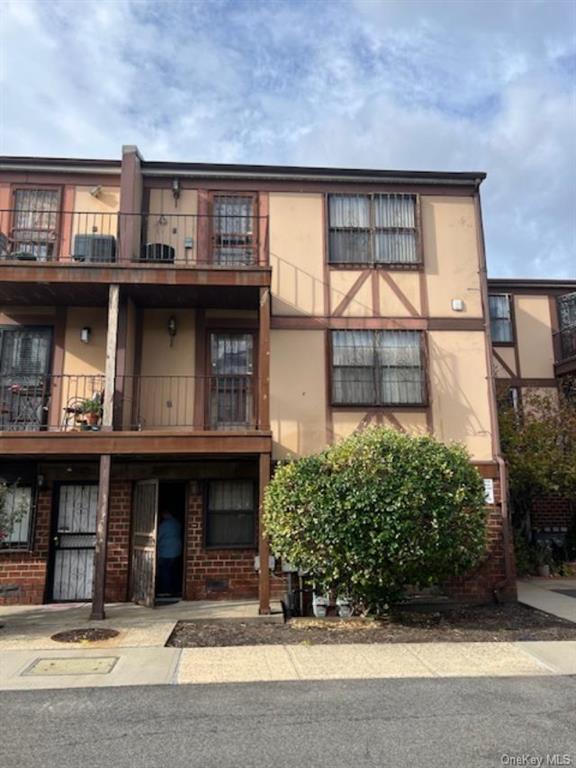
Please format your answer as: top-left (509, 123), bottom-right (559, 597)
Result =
top-left (0, 148), bottom-right (515, 613)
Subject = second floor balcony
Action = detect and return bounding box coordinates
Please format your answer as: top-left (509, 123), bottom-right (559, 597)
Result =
top-left (554, 291), bottom-right (576, 374)
top-left (0, 373), bottom-right (261, 434)
top-left (0, 209), bottom-right (269, 270)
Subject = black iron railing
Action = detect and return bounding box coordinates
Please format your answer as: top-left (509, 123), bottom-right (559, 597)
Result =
top-left (0, 210), bottom-right (268, 267)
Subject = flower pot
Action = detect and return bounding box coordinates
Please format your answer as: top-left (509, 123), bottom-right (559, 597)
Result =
top-left (312, 594), bottom-right (329, 618)
top-left (537, 564), bottom-right (550, 578)
top-left (336, 597), bottom-right (353, 618)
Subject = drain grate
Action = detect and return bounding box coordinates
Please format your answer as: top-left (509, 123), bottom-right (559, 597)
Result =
top-left (22, 657), bottom-right (119, 676)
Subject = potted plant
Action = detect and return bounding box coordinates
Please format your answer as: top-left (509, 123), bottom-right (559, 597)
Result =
top-left (80, 397), bottom-right (102, 429)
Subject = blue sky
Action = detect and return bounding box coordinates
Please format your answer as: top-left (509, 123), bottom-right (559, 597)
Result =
top-left (1, 0), bottom-right (575, 278)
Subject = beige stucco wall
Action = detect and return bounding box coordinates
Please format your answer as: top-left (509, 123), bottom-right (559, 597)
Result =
top-left (422, 196), bottom-right (483, 318)
top-left (514, 295), bottom-right (555, 378)
top-left (147, 189), bottom-right (198, 265)
top-left (138, 309), bottom-right (196, 427)
top-left (330, 270), bottom-right (373, 317)
top-left (60, 308), bottom-right (107, 416)
top-left (332, 411), bottom-right (428, 442)
top-left (429, 330), bottom-right (493, 460)
top-left (270, 329), bottom-right (327, 458)
top-left (72, 186), bottom-right (120, 239)
top-left (270, 193), bottom-right (325, 316)
top-left (492, 346), bottom-right (517, 379)
top-left (379, 272), bottom-right (422, 317)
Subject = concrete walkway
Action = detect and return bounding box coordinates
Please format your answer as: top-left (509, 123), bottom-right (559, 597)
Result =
top-left (517, 577), bottom-right (576, 624)
top-left (1, 640), bottom-right (575, 690)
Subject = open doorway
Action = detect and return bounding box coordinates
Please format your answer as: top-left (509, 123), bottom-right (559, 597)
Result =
top-left (156, 482), bottom-right (187, 603)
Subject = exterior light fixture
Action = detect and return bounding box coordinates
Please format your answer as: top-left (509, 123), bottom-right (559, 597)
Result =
top-left (80, 326), bottom-right (91, 344)
top-left (168, 316), bottom-right (177, 347)
top-left (451, 299), bottom-right (465, 312)
top-left (171, 177), bottom-right (181, 203)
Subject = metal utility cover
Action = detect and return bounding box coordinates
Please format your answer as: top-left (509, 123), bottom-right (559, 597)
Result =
top-left (22, 657), bottom-right (119, 676)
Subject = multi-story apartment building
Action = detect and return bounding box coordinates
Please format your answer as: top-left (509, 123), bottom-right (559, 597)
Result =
top-left (0, 147), bottom-right (515, 616)
top-left (488, 278), bottom-right (576, 538)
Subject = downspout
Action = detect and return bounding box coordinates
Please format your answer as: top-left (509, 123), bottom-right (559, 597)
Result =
top-left (474, 185), bottom-right (515, 601)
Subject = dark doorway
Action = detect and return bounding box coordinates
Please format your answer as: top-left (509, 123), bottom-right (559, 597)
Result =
top-left (156, 482), bottom-right (187, 602)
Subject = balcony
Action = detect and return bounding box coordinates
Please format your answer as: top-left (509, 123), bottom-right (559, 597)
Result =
top-left (0, 374), bottom-right (259, 432)
top-left (554, 292), bottom-right (576, 375)
top-left (0, 209), bottom-right (269, 268)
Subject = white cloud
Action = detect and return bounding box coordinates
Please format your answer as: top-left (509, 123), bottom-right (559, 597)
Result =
top-left (1, 0), bottom-right (574, 277)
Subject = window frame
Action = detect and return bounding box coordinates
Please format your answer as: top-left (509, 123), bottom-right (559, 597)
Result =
top-left (488, 293), bottom-right (515, 345)
top-left (0, 484), bottom-right (35, 552)
top-left (327, 193), bottom-right (423, 269)
top-left (209, 191), bottom-right (259, 267)
top-left (329, 329), bottom-right (428, 408)
top-left (204, 479), bottom-right (257, 549)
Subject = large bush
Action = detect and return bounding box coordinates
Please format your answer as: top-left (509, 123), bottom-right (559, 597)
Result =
top-left (264, 428), bottom-right (487, 611)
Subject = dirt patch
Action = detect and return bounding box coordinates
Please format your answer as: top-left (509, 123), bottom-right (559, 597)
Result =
top-left (167, 603), bottom-right (576, 647)
top-left (51, 628), bottom-right (120, 643)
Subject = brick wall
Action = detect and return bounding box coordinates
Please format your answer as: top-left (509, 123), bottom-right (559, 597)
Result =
top-left (104, 480), bottom-right (132, 602)
top-left (184, 486), bottom-right (286, 601)
top-left (531, 496), bottom-right (574, 531)
top-left (0, 487), bottom-right (52, 605)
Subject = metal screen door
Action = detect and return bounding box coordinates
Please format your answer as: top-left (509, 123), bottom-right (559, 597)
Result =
top-left (130, 479), bottom-right (159, 607)
top-left (208, 332), bottom-right (254, 428)
top-left (52, 485), bottom-right (98, 601)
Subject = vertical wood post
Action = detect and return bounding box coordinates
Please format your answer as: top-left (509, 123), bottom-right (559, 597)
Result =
top-left (90, 454), bottom-right (111, 620)
top-left (258, 287), bottom-right (270, 431)
top-left (258, 452), bottom-right (271, 615)
top-left (103, 284), bottom-right (120, 429)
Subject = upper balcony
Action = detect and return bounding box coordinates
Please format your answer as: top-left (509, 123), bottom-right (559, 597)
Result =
top-left (0, 207), bottom-right (270, 298)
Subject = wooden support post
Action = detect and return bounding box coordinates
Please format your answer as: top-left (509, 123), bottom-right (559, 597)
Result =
top-left (103, 284), bottom-right (120, 430)
top-left (258, 287), bottom-right (270, 431)
top-left (258, 452), bottom-right (271, 615)
top-left (90, 454), bottom-right (111, 620)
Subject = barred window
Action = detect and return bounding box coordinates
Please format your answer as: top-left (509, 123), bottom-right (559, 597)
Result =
top-left (328, 194), bottom-right (418, 265)
top-left (0, 486), bottom-right (33, 549)
top-left (489, 295), bottom-right (513, 343)
top-left (206, 480), bottom-right (255, 547)
top-left (12, 189), bottom-right (60, 261)
top-left (331, 330), bottom-right (426, 406)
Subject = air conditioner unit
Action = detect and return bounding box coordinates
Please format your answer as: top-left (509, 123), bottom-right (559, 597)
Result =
top-left (73, 234), bottom-right (116, 263)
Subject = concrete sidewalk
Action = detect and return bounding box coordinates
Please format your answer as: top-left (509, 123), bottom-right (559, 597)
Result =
top-left (518, 578), bottom-right (576, 624)
top-left (2, 641), bottom-right (575, 691)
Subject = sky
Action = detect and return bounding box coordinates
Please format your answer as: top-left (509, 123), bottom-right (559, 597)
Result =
top-left (1, 0), bottom-right (575, 278)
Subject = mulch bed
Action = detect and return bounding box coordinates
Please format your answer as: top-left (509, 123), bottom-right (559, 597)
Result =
top-left (51, 628), bottom-right (120, 643)
top-left (167, 603), bottom-right (576, 647)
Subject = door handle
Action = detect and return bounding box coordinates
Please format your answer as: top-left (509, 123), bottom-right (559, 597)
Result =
top-left (53, 536), bottom-right (60, 547)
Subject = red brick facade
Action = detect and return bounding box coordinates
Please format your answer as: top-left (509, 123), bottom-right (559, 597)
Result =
top-left (531, 496), bottom-right (574, 531)
top-left (104, 480), bottom-right (132, 603)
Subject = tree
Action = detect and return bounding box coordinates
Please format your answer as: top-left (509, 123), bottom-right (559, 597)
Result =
top-left (264, 427), bottom-right (487, 612)
top-left (498, 383), bottom-right (576, 536)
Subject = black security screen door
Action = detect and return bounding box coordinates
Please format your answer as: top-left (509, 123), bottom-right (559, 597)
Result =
top-left (208, 332), bottom-right (254, 428)
top-left (0, 327), bottom-right (52, 430)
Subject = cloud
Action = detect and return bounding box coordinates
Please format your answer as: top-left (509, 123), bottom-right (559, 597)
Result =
top-left (1, 0), bottom-right (574, 277)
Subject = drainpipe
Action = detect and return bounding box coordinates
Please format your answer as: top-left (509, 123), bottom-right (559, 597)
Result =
top-left (474, 186), bottom-right (515, 601)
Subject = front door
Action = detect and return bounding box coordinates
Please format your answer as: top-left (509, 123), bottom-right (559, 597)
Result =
top-left (208, 332), bottom-right (254, 428)
top-left (130, 479), bottom-right (159, 607)
top-left (51, 485), bottom-right (98, 601)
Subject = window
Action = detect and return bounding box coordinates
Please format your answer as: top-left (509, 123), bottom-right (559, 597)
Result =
top-left (557, 292), bottom-right (576, 362)
top-left (12, 189), bottom-right (60, 261)
top-left (212, 195), bottom-right (256, 266)
top-left (328, 194), bottom-right (418, 265)
top-left (489, 294), bottom-right (513, 343)
top-left (331, 330), bottom-right (425, 405)
top-left (206, 480), bottom-right (256, 547)
top-left (0, 486), bottom-right (32, 549)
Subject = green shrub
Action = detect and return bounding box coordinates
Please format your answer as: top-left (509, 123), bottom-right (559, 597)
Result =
top-left (264, 427), bottom-right (487, 612)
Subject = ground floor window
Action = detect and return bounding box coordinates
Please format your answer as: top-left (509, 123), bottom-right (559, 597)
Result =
top-left (206, 480), bottom-right (255, 547)
top-left (0, 485), bottom-right (32, 549)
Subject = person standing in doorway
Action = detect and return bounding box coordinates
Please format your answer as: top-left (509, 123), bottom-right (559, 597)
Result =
top-left (157, 509), bottom-right (182, 596)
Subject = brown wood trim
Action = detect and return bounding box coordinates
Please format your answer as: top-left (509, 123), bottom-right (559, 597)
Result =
top-left (509, 295), bottom-right (521, 376)
top-left (383, 412), bottom-right (407, 433)
top-left (428, 317), bottom-right (485, 331)
top-left (327, 263), bottom-right (423, 272)
top-left (371, 271), bottom-right (380, 317)
top-left (2, 172), bottom-right (120, 187)
top-left (322, 194), bottom-right (331, 317)
top-left (258, 287), bottom-right (270, 431)
top-left (0, 312), bottom-right (56, 325)
top-left (0, 431), bottom-right (273, 455)
top-left (500, 377), bottom-right (559, 388)
top-left (487, 281), bottom-right (576, 296)
top-left (324, 329), bottom-right (334, 444)
top-left (492, 349), bottom-right (516, 379)
top-left (47, 307), bottom-right (67, 430)
top-left (258, 192), bottom-right (269, 267)
top-left (193, 309), bottom-right (206, 429)
top-left (258, 452), bottom-right (271, 615)
top-left (421, 330), bottom-right (433, 434)
top-left (271, 316), bottom-right (487, 331)
top-left (114, 296), bottom-right (129, 428)
top-left (331, 269), bottom-right (371, 316)
top-left (381, 272), bottom-right (420, 317)
top-left (0, 263), bottom-right (272, 287)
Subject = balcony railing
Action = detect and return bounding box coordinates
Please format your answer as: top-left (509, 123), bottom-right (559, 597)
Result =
top-left (0, 210), bottom-right (269, 267)
top-left (554, 326), bottom-right (576, 365)
top-left (0, 374), bottom-right (256, 432)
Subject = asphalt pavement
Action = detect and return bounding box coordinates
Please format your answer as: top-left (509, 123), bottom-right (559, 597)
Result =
top-left (1, 675), bottom-right (575, 768)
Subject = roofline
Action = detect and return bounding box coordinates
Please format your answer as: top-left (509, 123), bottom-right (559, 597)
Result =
top-left (488, 278), bottom-right (576, 291)
top-left (0, 155), bottom-right (486, 185)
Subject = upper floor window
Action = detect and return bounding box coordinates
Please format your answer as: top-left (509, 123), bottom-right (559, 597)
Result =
top-left (212, 194), bottom-right (256, 266)
top-left (0, 485), bottom-right (32, 550)
top-left (12, 189), bottom-right (60, 261)
top-left (331, 330), bottom-right (425, 406)
top-left (489, 294), bottom-right (513, 343)
top-left (328, 194), bottom-right (418, 266)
